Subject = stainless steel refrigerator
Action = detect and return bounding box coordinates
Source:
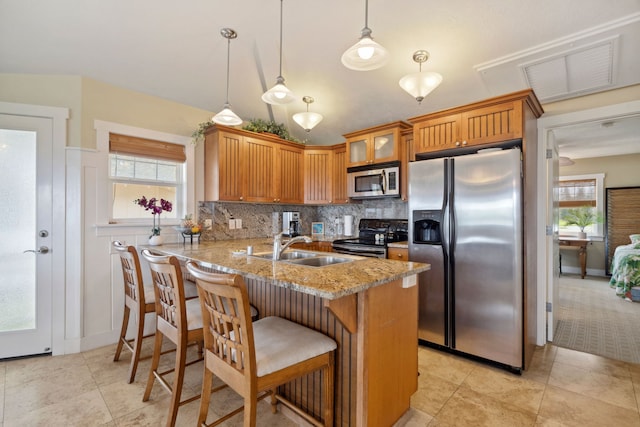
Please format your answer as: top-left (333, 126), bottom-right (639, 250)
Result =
top-left (408, 147), bottom-right (524, 370)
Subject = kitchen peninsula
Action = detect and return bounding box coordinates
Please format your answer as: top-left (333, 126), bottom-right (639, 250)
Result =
top-left (147, 239), bottom-right (429, 427)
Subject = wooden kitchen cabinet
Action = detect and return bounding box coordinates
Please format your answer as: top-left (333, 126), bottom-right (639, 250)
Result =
top-left (387, 247), bottom-right (408, 261)
top-left (409, 90), bottom-right (543, 158)
top-left (276, 144), bottom-right (304, 204)
top-left (303, 143), bottom-right (348, 205)
top-left (205, 125), bottom-right (304, 203)
top-left (344, 121), bottom-right (412, 167)
top-left (304, 147), bottom-right (333, 204)
top-left (332, 143), bottom-right (349, 204)
top-left (290, 241), bottom-right (333, 253)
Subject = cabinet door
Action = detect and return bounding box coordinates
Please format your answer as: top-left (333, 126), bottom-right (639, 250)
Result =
top-left (277, 145), bottom-right (304, 204)
top-left (205, 130), bottom-right (246, 201)
top-left (347, 137), bottom-right (369, 167)
top-left (332, 144), bottom-right (348, 204)
top-left (304, 149), bottom-right (333, 204)
top-left (413, 114), bottom-right (462, 155)
top-left (387, 247), bottom-right (408, 261)
top-left (461, 101), bottom-right (522, 145)
top-left (371, 129), bottom-right (398, 164)
top-left (244, 137), bottom-right (277, 202)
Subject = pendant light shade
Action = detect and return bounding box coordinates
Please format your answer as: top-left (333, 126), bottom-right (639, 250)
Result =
top-left (341, 0), bottom-right (389, 71)
top-left (399, 50), bottom-right (442, 104)
top-left (213, 28), bottom-right (242, 126)
top-left (293, 96), bottom-right (323, 132)
top-left (262, 0), bottom-right (295, 105)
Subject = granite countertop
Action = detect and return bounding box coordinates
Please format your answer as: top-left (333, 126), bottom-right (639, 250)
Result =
top-left (146, 239), bottom-right (429, 300)
top-left (387, 241), bottom-right (409, 249)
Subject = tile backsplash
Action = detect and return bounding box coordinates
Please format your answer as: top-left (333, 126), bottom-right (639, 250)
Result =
top-left (197, 199), bottom-right (407, 241)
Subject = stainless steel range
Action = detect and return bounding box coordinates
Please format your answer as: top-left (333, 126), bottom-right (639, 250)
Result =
top-left (332, 219), bottom-right (408, 258)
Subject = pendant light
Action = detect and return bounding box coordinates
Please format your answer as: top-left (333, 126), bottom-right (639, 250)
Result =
top-left (212, 28), bottom-right (242, 126)
top-left (399, 50), bottom-right (443, 104)
top-left (262, 0), bottom-right (295, 105)
top-left (341, 0), bottom-right (389, 71)
top-left (293, 96), bottom-right (323, 132)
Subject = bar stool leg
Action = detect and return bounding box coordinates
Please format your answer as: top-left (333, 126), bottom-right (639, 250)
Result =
top-left (166, 338), bottom-right (188, 427)
top-left (143, 330), bottom-right (164, 402)
top-left (113, 305), bottom-right (130, 363)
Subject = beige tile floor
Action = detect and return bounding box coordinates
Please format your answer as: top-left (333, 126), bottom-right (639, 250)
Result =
top-left (1, 341), bottom-right (639, 426)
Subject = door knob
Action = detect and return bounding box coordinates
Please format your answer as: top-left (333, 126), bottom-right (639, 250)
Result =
top-left (23, 246), bottom-right (49, 254)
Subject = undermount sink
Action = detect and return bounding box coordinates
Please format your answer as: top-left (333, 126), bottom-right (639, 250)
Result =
top-left (286, 256), bottom-right (352, 267)
top-left (250, 251), bottom-right (353, 267)
top-left (251, 250), bottom-right (319, 260)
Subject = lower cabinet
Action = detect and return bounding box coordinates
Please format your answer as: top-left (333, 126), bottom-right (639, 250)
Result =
top-left (387, 247), bottom-right (408, 260)
top-left (290, 241), bottom-right (333, 253)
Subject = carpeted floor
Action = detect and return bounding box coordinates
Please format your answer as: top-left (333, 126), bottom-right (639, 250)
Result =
top-left (553, 274), bottom-right (640, 364)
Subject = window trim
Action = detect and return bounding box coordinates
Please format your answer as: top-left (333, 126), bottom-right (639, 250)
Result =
top-left (559, 173), bottom-right (605, 237)
top-left (95, 120), bottom-right (194, 227)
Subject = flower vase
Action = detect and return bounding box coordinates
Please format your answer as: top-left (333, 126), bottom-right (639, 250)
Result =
top-left (149, 235), bottom-right (164, 246)
top-left (577, 231), bottom-right (587, 239)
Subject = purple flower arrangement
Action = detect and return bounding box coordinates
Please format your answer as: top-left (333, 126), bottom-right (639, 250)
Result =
top-left (134, 196), bottom-right (173, 237)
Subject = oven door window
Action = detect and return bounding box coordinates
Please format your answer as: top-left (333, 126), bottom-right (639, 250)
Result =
top-left (355, 174), bottom-right (383, 193)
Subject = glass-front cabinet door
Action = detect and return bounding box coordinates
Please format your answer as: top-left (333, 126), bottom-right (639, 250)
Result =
top-left (348, 138), bottom-right (368, 165)
top-left (373, 131), bottom-right (395, 162)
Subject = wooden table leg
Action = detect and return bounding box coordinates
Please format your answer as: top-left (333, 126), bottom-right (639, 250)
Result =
top-left (578, 246), bottom-right (587, 279)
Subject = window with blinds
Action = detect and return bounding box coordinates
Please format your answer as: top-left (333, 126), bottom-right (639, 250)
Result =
top-left (558, 178), bottom-right (596, 207)
top-left (109, 133), bottom-right (185, 220)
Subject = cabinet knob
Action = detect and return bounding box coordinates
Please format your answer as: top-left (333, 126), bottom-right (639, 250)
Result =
top-left (462, 140), bottom-right (467, 146)
top-left (397, 253), bottom-right (403, 258)
top-left (455, 141), bottom-right (461, 146)
top-left (239, 196), bottom-right (244, 201)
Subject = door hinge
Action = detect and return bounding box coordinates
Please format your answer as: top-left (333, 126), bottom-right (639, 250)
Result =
top-left (546, 149), bottom-right (553, 159)
top-left (546, 302), bottom-right (552, 312)
top-left (546, 225), bottom-right (553, 236)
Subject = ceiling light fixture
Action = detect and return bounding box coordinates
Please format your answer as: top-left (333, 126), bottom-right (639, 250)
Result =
top-left (399, 50), bottom-right (443, 104)
top-left (293, 96), bottom-right (323, 132)
top-left (559, 156), bottom-right (575, 166)
top-left (341, 0), bottom-right (389, 71)
top-left (262, 0), bottom-right (295, 105)
top-left (212, 28), bottom-right (242, 126)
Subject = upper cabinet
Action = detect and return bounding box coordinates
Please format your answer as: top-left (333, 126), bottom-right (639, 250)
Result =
top-left (332, 143), bottom-right (348, 204)
top-left (344, 121), bottom-right (412, 168)
top-left (205, 125), bottom-right (304, 203)
top-left (303, 143), bottom-right (348, 205)
top-left (409, 89), bottom-right (543, 158)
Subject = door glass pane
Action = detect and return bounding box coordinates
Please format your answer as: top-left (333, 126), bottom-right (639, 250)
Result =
top-left (0, 129), bottom-right (36, 331)
top-left (373, 133), bottom-right (394, 160)
top-left (349, 139), bottom-right (367, 163)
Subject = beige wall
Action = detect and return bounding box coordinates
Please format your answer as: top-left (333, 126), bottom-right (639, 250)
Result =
top-left (542, 83), bottom-right (640, 116)
top-left (559, 153), bottom-right (640, 274)
top-left (1, 73), bottom-right (213, 149)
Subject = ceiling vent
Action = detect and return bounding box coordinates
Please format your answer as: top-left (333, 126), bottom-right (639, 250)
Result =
top-left (520, 37), bottom-right (617, 102)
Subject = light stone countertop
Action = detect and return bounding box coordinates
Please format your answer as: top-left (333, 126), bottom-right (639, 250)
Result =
top-left (387, 241), bottom-right (409, 249)
top-left (145, 238), bottom-right (429, 300)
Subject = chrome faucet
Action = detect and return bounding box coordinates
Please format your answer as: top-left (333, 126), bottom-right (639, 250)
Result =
top-left (272, 233), bottom-right (312, 260)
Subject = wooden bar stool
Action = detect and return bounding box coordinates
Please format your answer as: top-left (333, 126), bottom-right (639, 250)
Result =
top-left (186, 261), bottom-right (337, 427)
top-left (141, 249), bottom-right (204, 427)
top-left (112, 241), bottom-right (156, 384)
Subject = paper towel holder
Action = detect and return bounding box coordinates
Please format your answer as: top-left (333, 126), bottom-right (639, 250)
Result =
top-left (344, 215), bottom-right (354, 236)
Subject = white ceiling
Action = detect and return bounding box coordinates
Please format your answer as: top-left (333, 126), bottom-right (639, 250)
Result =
top-left (1, 0), bottom-right (639, 158)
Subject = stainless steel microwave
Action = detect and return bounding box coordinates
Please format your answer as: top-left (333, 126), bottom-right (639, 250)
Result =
top-left (347, 163), bottom-right (400, 199)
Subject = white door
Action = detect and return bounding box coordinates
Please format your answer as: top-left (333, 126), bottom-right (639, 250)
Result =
top-left (546, 136), bottom-right (560, 341)
top-left (0, 114), bottom-right (53, 359)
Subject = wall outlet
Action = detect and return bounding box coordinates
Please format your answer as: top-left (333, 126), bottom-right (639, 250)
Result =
top-left (228, 219), bottom-right (236, 230)
top-left (235, 218), bottom-right (242, 229)
top-left (203, 219), bottom-right (212, 230)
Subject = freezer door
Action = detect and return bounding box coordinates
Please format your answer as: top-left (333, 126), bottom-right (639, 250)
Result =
top-left (451, 148), bottom-right (523, 368)
top-left (409, 159), bottom-right (448, 346)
